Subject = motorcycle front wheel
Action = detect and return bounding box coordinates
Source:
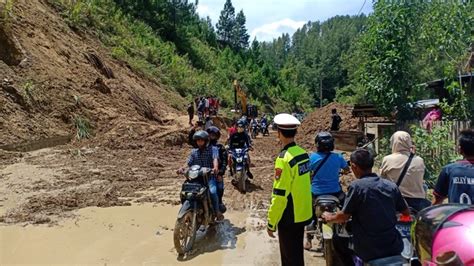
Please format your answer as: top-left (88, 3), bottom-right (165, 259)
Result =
top-left (237, 170), bottom-right (246, 193)
top-left (323, 239), bottom-right (334, 266)
top-left (173, 210), bottom-right (197, 255)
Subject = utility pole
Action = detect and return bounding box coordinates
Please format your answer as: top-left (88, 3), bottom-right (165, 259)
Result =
top-left (319, 78), bottom-right (323, 108)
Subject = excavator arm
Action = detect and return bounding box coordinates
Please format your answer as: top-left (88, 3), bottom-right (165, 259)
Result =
top-left (233, 80), bottom-right (247, 115)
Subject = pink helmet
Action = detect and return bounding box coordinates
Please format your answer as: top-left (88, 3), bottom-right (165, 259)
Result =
top-left (413, 204), bottom-right (474, 265)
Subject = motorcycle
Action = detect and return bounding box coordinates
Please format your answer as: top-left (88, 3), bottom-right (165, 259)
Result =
top-left (260, 122), bottom-right (269, 136)
top-left (307, 195), bottom-right (350, 266)
top-left (396, 209), bottom-right (417, 262)
top-left (173, 165), bottom-right (215, 255)
top-left (229, 147), bottom-right (249, 193)
top-left (251, 123), bottom-right (259, 139)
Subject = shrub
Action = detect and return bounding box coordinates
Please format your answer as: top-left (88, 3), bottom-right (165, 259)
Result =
top-left (410, 123), bottom-right (461, 188)
top-left (74, 116), bottom-right (92, 140)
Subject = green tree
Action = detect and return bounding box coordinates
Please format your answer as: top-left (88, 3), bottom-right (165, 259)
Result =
top-left (216, 0), bottom-right (235, 47)
top-left (232, 10), bottom-right (249, 50)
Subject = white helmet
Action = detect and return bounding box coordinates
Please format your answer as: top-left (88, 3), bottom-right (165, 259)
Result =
top-left (273, 113), bottom-right (301, 130)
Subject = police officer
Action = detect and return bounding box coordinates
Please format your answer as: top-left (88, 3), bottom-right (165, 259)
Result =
top-left (267, 113), bottom-right (313, 266)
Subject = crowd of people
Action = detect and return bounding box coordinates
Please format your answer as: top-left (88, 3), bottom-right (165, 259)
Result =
top-left (180, 109), bottom-right (474, 265)
top-left (187, 96), bottom-right (221, 126)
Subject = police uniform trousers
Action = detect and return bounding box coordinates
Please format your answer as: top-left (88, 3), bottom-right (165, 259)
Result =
top-left (278, 223), bottom-right (305, 266)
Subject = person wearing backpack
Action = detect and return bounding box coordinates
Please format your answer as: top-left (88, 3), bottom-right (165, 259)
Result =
top-left (380, 131), bottom-right (430, 212)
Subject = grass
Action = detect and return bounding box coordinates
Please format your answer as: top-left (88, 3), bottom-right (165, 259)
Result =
top-left (1, 0), bottom-right (14, 24)
top-left (74, 115), bottom-right (92, 140)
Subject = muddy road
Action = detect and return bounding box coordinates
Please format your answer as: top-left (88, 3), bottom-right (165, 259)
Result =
top-left (0, 123), bottom-right (325, 265)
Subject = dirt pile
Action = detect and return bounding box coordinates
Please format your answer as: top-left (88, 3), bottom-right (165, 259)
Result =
top-left (296, 103), bottom-right (359, 150)
top-left (0, 0), bottom-right (186, 146)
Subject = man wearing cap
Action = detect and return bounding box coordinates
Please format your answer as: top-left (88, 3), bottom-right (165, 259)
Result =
top-left (267, 113), bottom-right (313, 266)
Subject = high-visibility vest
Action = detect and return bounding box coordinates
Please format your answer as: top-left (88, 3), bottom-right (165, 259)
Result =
top-left (268, 142), bottom-right (313, 231)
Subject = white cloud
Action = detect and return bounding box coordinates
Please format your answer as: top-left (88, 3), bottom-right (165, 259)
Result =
top-left (196, 4), bottom-right (215, 19)
top-left (251, 18), bottom-right (306, 42)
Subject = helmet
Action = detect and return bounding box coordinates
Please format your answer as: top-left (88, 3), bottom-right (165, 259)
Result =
top-left (237, 120), bottom-right (245, 127)
top-left (206, 126), bottom-right (221, 139)
top-left (193, 130), bottom-right (209, 143)
top-left (315, 131), bottom-right (334, 151)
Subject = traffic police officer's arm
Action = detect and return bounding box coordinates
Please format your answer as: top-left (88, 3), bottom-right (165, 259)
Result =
top-left (267, 153), bottom-right (290, 232)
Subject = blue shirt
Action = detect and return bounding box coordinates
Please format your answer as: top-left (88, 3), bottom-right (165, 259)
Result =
top-left (309, 151), bottom-right (348, 195)
top-left (434, 160), bottom-right (474, 204)
top-left (187, 145), bottom-right (219, 169)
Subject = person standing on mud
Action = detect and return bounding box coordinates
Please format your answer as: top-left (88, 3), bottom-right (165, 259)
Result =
top-left (330, 108), bottom-right (342, 131)
top-left (187, 101), bottom-right (194, 126)
top-left (267, 113), bottom-right (312, 266)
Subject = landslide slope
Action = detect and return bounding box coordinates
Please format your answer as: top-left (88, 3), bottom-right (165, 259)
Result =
top-left (0, 0), bottom-right (185, 146)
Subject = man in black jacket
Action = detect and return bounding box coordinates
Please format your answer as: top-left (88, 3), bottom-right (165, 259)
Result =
top-left (323, 149), bottom-right (409, 264)
top-left (228, 120), bottom-right (253, 179)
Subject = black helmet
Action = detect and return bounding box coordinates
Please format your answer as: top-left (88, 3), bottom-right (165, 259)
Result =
top-left (237, 120), bottom-right (245, 127)
top-left (315, 131), bottom-right (334, 151)
top-left (206, 126), bottom-right (221, 139)
top-left (193, 130), bottom-right (209, 143)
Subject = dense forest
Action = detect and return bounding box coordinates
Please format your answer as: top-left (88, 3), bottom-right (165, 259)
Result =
top-left (50, 0), bottom-right (473, 118)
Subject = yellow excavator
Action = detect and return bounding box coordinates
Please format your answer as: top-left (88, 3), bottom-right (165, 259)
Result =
top-left (233, 80), bottom-right (247, 115)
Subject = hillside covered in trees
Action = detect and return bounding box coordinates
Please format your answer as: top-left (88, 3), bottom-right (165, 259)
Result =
top-left (46, 0), bottom-right (473, 117)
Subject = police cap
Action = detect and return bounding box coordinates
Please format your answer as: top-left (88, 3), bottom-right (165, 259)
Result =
top-left (273, 113), bottom-right (301, 130)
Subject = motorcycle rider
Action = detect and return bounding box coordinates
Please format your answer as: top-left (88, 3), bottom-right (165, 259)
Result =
top-left (188, 120), bottom-right (204, 148)
top-left (251, 117), bottom-right (259, 136)
top-left (228, 120), bottom-right (254, 179)
top-left (304, 132), bottom-right (349, 250)
top-left (207, 126), bottom-right (227, 211)
top-left (181, 130), bottom-right (223, 220)
top-left (323, 148), bottom-right (410, 264)
top-left (380, 131), bottom-right (430, 212)
top-left (260, 114), bottom-right (268, 133)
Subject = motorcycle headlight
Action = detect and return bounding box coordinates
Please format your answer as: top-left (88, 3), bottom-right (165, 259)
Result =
top-left (188, 170), bottom-right (199, 179)
top-left (236, 158), bottom-right (243, 163)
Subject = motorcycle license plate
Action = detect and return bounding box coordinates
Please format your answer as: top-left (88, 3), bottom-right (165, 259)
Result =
top-left (322, 223), bottom-right (333, 239)
top-left (396, 223), bottom-right (411, 239)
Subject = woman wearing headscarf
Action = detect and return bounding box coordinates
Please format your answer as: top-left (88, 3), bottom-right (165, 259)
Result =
top-left (380, 131), bottom-right (430, 212)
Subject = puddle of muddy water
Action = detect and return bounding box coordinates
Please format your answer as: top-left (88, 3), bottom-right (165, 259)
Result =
top-left (0, 203), bottom-right (300, 266)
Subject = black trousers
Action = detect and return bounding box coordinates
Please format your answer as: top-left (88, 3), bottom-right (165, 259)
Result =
top-left (278, 224), bottom-right (305, 266)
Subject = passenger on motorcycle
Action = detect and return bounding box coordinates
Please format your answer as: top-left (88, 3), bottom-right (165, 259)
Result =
top-left (228, 120), bottom-right (254, 179)
top-left (380, 131), bottom-right (430, 212)
top-left (182, 130), bottom-right (223, 220)
top-left (323, 149), bottom-right (410, 264)
top-left (304, 132), bottom-right (349, 250)
top-left (207, 126), bottom-right (228, 211)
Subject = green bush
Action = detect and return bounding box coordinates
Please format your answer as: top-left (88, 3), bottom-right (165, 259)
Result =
top-left (410, 123), bottom-right (461, 188)
top-left (74, 116), bottom-right (92, 140)
top-left (1, 0), bottom-right (14, 25)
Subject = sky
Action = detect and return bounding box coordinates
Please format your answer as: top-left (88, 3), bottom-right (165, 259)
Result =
top-left (196, 0), bottom-right (373, 42)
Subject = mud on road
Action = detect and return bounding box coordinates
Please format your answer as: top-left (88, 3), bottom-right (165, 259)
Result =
top-left (0, 122), bottom-right (326, 265)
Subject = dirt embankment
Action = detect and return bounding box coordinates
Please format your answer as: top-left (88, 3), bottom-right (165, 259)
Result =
top-left (0, 0), bottom-right (186, 147)
top-left (296, 102), bottom-right (359, 150)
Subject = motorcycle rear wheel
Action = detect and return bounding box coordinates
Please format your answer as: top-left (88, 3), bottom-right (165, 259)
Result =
top-left (173, 211), bottom-right (197, 255)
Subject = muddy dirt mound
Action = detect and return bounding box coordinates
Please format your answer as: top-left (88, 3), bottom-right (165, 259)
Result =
top-left (0, 0), bottom-right (186, 146)
top-left (296, 103), bottom-right (359, 150)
